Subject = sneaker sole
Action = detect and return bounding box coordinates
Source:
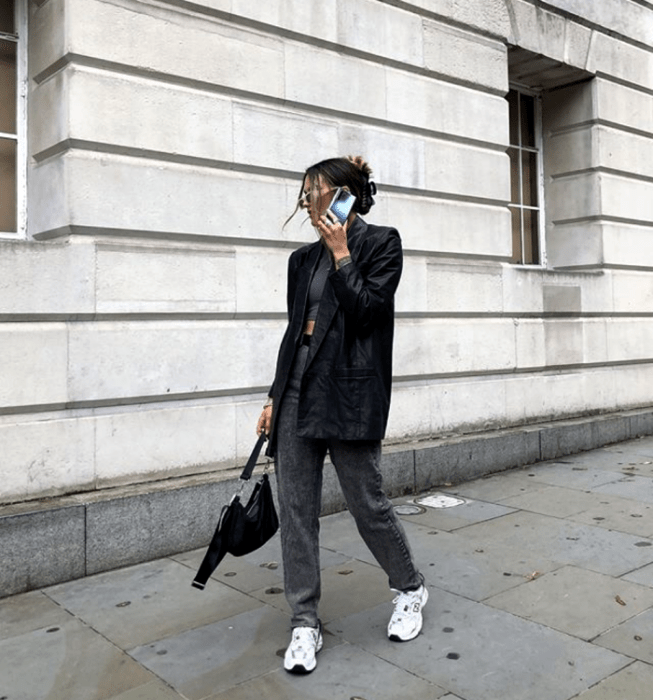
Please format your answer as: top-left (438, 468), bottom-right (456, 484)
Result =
top-left (388, 632), bottom-right (417, 643)
top-left (285, 662), bottom-right (316, 675)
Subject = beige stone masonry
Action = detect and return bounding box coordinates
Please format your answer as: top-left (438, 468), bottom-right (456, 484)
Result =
top-left (389, 364), bottom-right (653, 440)
top-left (542, 0), bottom-right (653, 48)
top-left (602, 226), bottom-right (653, 271)
top-left (386, 70), bottom-right (508, 143)
top-left (587, 32), bottom-right (653, 91)
top-left (0, 414), bottom-right (96, 503)
top-left (0, 323), bottom-right (69, 407)
top-left (95, 244), bottom-right (237, 315)
top-left (596, 79), bottom-right (653, 135)
top-left (0, 239), bottom-right (95, 315)
top-left (8, 0), bottom-right (653, 508)
top-left (65, 319), bottom-right (283, 403)
top-left (423, 19), bottom-right (507, 91)
top-left (386, 196), bottom-right (512, 259)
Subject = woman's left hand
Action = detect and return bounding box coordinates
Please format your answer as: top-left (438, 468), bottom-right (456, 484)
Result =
top-left (317, 212), bottom-right (350, 262)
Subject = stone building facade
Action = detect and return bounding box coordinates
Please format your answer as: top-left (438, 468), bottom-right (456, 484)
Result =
top-left (2, 0), bottom-right (653, 593)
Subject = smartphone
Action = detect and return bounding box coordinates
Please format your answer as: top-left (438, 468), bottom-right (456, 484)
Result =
top-left (327, 187), bottom-right (356, 225)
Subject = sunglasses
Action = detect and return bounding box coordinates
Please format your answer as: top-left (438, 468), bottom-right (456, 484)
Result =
top-left (299, 187), bottom-right (337, 209)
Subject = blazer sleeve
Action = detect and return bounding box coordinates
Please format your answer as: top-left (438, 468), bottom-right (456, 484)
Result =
top-left (328, 228), bottom-right (402, 331)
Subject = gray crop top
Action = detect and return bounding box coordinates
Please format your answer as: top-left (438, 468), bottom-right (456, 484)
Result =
top-left (305, 246), bottom-right (331, 326)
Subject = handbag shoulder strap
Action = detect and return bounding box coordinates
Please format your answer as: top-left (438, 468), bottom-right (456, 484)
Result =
top-left (240, 432), bottom-right (268, 481)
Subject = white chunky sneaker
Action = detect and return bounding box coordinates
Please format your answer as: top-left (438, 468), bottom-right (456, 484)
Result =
top-left (387, 585), bottom-right (428, 642)
top-left (284, 625), bottom-right (323, 674)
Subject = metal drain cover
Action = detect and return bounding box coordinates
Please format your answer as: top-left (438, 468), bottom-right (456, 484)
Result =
top-left (416, 493), bottom-right (466, 509)
top-left (393, 504), bottom-right (425, 515)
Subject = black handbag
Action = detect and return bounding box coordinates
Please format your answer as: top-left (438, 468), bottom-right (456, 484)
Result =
top-left (192, 432), bottom-right (279, 590)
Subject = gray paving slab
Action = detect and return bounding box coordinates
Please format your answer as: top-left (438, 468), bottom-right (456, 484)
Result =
top-left (592, 608), bottom-right (653, 664)
top-left (107, 682), bottom-right (184, 699)
top-left (499, 484), bottom-right (611, 518)
top-left (456, 510), bottom-right (653, 577)
top-left (8, 435), bottom-right (653, 700)
top-left (0, 589), bottom-right (73, 640)
top-left (571, 661), bottom-right (653, 700)
top-left (172, 547), bottom-right (285, 593)
top-left (204, 643), bottom-right (447, 700)
top-left (319, 509), bottom-right (386, 565)
top-left (393, 492), bottom-right (517, 531)
top-left (547, 449), bottom-right (640, 471)
top-left (320, 510), bottom-right (558, 601)
top-left (216, 530), bottom-right (285, 574)
top-left (402, 520), bottom-right (559, 601)
top-left (175, 531), bottom-right (349, 584)
top-left (567, 495), bottom-right (653, 538)
top-left (563, 446), bottom-right (653, 478)
top-left (622, 561), bottom-right (653, 587)
top-left (331, 587), bottom-right (630, 700)
top-left (511, 463), bottom-right (624, 491)
top-left (446, 469), bottom-right (546, 502)
top-left (248, 558), bottom-right (395, 623)
top-left (603, 436), bottom-right (653, 457)
top-left (129, 605), bottom-right (304, 699)
top-left (0, 617), bottom-right (157, 700)
top-left (44, 557), bottom-right (262, 649)
top-left (592, 474), bottom-right (653, 504)
top-left (615, 462), bottom-right (653, 478)
top-left (237, 533), bottom-right (350, 573)
top-left (485, 565), bottom-right (653, 640)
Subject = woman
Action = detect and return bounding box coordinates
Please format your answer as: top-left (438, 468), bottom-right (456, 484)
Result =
top-left (257, 156), bottom-right (426, 674)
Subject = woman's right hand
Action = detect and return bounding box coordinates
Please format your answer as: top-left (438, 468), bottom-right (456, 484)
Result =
top-left (257, 404), bottom-right (272, 436)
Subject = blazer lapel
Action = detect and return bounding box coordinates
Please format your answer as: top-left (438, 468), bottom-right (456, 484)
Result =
top-left (305, 267), bottom-right (338, 368)
top-left (291, 242), bottom-right (323, 345)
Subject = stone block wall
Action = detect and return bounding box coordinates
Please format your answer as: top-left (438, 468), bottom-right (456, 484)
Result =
top-left (1, 0), bottom-right (652, 507)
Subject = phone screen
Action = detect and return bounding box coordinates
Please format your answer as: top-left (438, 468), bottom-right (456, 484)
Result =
top-left (328, 188), bottom-right (356, 224)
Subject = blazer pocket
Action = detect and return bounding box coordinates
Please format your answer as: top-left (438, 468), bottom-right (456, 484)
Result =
top-left (332, 368), bottom-right (378, 436)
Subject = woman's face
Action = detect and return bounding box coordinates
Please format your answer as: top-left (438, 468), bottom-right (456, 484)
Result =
top-left (300, 175), bottom-right (336, 227)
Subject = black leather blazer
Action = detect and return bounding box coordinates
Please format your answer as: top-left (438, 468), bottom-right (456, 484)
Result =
top-left (266, 216), bottom-right (402, 457)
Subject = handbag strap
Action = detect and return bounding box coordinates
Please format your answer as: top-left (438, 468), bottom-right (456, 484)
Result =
top-left (239, 432), bottom-right (268, 481)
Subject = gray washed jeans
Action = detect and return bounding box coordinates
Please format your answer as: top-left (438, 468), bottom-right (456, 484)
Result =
top-left (275, 344), bottom-right (424, 628)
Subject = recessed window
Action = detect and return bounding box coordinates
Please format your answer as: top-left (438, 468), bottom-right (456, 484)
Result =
top-left (507, 88), bottom-right (542, 265)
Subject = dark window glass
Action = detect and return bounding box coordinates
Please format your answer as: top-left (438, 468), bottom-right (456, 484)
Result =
top-left (508, 90), bottom-right (519, 145)
top-left (508, 147), bottom-right (520, 203)
top-left (0, 137), bottom-right (16, 231)
top-left (0, 39), bottom-right (16, 133)
top-left (509, 207), bottom-right (522, 264)
top-left (520, 93), bottom-right (536, 147)
top-left (523, 209), bottom-right (540, 265)
top-left (521, 151), bottom-right (538, 207)
top-left (0, 1), bottom-right (17, 234)
top-left (0, 2), bottom-right (13, 34)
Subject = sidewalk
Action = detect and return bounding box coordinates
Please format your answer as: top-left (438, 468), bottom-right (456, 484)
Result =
top-left (3, 436), bottom-right (653, 700)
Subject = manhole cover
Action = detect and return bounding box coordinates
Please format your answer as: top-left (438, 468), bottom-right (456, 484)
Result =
top-left (394, 504), bottom-right (425, 515)
top-left (416, 493), bottom-right (466, 509)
